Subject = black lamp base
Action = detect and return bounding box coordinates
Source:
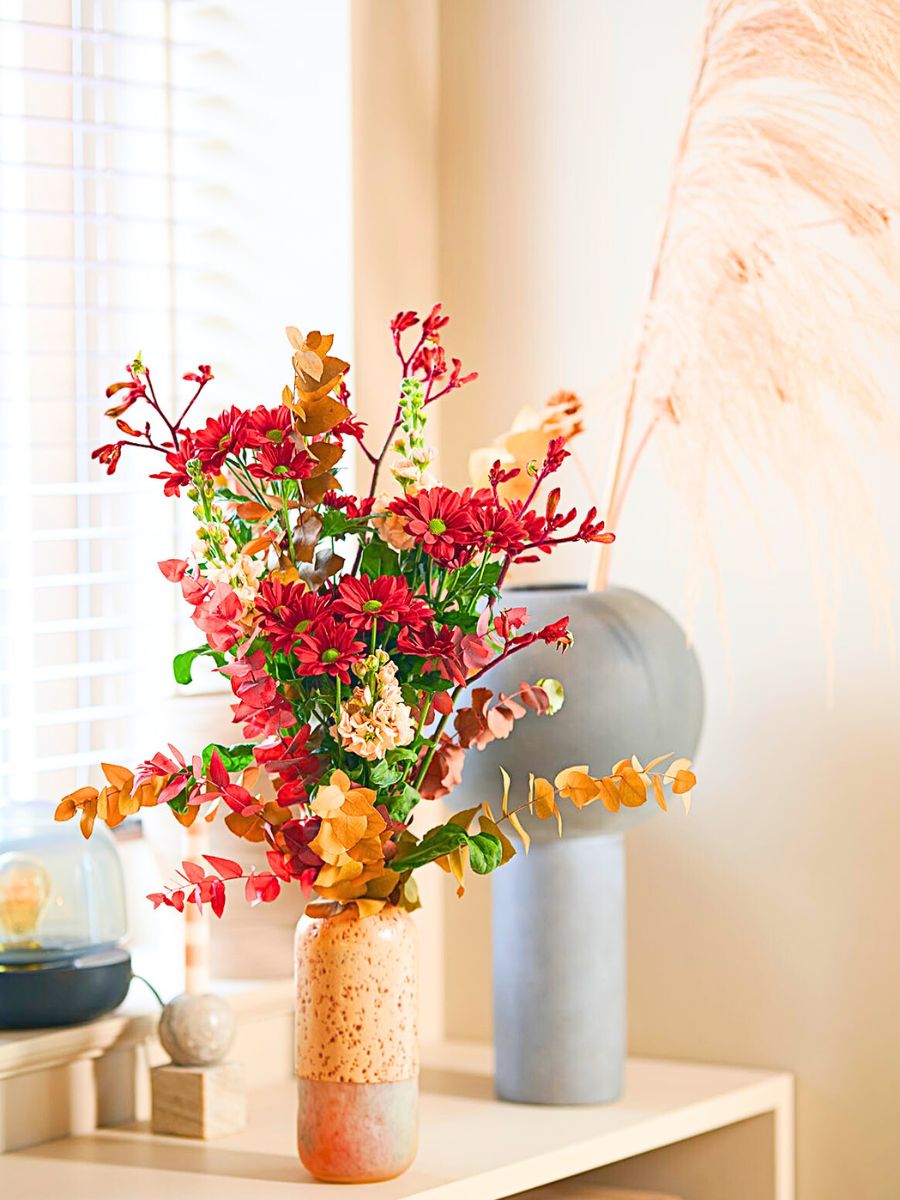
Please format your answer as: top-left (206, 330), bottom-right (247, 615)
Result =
top-left (0, 948), bottom-right (132, 1029)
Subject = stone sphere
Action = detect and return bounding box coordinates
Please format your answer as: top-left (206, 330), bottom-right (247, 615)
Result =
top-left (158, 993), bottom-right (236, 1066)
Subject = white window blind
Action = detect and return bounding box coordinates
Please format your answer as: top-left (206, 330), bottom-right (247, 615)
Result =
top-left (0, 0), bottom-right (352, 805)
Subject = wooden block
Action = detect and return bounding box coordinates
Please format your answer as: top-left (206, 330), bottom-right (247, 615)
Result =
top-left (150, 1060), bottom-right (247, 1139)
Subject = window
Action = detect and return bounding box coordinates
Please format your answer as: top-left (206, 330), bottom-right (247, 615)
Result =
top-left (0, 0), bottom-right (352, 804)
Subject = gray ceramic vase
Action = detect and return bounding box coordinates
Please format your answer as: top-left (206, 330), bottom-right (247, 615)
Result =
top-left (459, 586), bottom-right (704, 1105)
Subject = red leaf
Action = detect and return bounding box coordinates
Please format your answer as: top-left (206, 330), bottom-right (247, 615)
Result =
top-left (147, 892), bottom-right (168, 909)
top-left (266, 850), bottom-right (292, 880)
top-left (432, 691), bottom-right (454, 716)
top-left (158, 558), bottom-right (188, 582)
top-left (256, 873), bottom-right (281, 903)
top-left (207, 749), bottom-right (229, 787)
top-left (210, 878), bottom-right (226, 918)
top-left (203, 854), bottom-right (243, 880)
top-left (190, 883), bottom-right (204, 914)
top-left (245, 873), bottom-right (260, 906)
top-left (169, 889), bottom-right (186, 912)
top-left (519, 681), bottom-right (549, 714)
top-left (181, 859), bottom-right (206, 883)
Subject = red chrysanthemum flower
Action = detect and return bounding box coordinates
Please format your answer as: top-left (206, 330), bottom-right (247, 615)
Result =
top-left (389, 486), bottom-right (481, 564)
top-left (248, 440), bottom-right (316, 481)
top-left (193, 406), bottom-right (248, 472)
top-left (149, 433), bottom-right (198, 497)
top-left (332, 574), bottom-right (434, 631)
top-left (256, 580), bottom-right (331, 654)
top-left (469, 504), bottom-right (532, 556)
top-left (243, 404), bottom-right (294, 449)
top-left (293, 618), bottom-right (366, 685)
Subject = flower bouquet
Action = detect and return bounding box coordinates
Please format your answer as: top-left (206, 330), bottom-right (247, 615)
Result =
top-left (56, 306), bottom-right (696, 1181)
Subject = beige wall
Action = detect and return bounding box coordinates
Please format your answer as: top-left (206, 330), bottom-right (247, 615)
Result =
top-left (351, 3), bottom-right (900, 1198)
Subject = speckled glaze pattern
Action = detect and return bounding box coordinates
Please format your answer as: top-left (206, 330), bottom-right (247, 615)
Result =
top-left (294, 904), bottom-right (417, 1084)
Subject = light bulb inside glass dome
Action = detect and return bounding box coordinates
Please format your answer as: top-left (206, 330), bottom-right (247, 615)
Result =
top-left (0, 853), bottom-right (53, 947)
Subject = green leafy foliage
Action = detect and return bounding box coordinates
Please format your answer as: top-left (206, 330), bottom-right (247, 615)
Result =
top-left (467, 831), bottom-right (503, 874)
top-left (359, 537), bottom-right (402, 578)
top-left (201, 742), bottom-right (256, 773)
top-left (173, 644), bottom-right (225, 685)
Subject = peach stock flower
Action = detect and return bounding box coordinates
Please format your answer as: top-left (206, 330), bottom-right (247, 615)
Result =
top-left (371, 492), bottom-right (416, 551)
top-left (333, 657), bottom-right (415, 761)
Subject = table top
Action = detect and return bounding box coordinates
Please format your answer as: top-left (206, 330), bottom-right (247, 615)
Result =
top-left (1, 1044), bottom-right (792, 1200)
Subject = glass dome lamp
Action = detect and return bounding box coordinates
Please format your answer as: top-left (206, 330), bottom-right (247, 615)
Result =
top-left (0, 803), bottom-right (132, 1028)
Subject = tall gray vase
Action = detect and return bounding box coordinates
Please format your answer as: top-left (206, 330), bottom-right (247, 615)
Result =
top-left (460, 586), bottom-right (704, 1105)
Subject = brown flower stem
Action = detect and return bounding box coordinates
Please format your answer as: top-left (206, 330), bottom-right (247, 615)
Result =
top-left (143, 368), bottom-right (180, 449)
top-left (174, 376), bottom-right (211, 430)
top-left (589, 7), bottom-right (716, 592)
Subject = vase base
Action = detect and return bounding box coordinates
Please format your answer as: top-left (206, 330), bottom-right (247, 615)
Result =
top-left (296, 1077), bottom-right (418, 1182)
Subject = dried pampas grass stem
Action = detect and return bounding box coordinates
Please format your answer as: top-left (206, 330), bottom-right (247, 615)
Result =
top-left (591, 0), bottom-right (900, 614)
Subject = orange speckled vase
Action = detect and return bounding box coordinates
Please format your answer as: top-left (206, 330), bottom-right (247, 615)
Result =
top-left (294, 904), bottom-right (418, 1183)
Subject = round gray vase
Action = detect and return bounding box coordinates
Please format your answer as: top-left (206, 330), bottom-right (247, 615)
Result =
top-left (459, 586), bottom-right (704, 1105)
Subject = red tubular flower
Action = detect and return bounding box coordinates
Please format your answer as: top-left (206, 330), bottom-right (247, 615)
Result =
top-left (389, 486), bottom-right (481, 565)
top-left (333, 574), bottom-right (434, 631)
top-left (330, 415), bottom-right (367, 443)
top-left (248, 440), bottom-right (316, 481)
top-left (194, 406), bottom-right (248, 472)
top-left (422, 302), bottom-right (450, 339)
top-left (150, 433), bottom-right (198, 496)
top-left (293, 618), bottom-right (366, 685)
top-left (104, 364), bottom-right (147, 417)
top-left (92, 442), bottom-right (124, 475)
top-left (243, 404), bottom-right (294, 449)
top-left (256, 580), bottom-right (331, 654)
top-left (183, 364), bottom-right (214, 385)
top-left (321, 492), bottom-right (375, 519)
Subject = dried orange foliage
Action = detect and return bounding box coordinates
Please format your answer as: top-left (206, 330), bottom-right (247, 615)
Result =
top-left (469, 391), bottom-right (584, 500)
top-left (307, 770), bottom-right (400, 915)
top-left (56, 764), bottom-right (163, 838)
top-left (456, 753), bottom-right (696, 893)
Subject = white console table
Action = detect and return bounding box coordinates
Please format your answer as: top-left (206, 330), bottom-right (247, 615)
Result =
top-left (1, 1039), bottom-right (793, 1200)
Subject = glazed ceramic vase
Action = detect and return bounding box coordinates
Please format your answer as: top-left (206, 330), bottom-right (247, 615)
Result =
top-left (461, 585), bottom-right (704, 1105)
top-left (294, 903), bottom-right (418, 1182)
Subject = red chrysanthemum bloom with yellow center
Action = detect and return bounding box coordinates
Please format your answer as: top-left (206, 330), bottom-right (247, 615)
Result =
top-left (256, 580), bottom-right (331, 654)
top-left (332, 574), bottom-right (434, 631)
top-left (389, 486), bottom-right (481, 564)
top-left (193, 406), bottom-right (248, 472)
top-left (243, 404), bottom-right (294, 449)
top-left (293, 618), bottom-right (366, 685)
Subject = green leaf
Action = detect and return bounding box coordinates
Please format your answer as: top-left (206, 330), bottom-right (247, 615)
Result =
top-left (368, 759), bottom-right (402, 788)
top-left (391, 823), bottom-right (469, 871)
top-left (201, 742), bottom-right (256, 774)
top-left (467, 831), bottom-right (503, 875)
top-left (173, 644), bottom-right (225, 685)
top-left (386, 783), bottom-right (422, 824)
top-left (167, 788), bottom-right (189, 815)
top-left (536, 677), bottom-right (565, 715)
top-left (359, 537), bottom-right (402, 578)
